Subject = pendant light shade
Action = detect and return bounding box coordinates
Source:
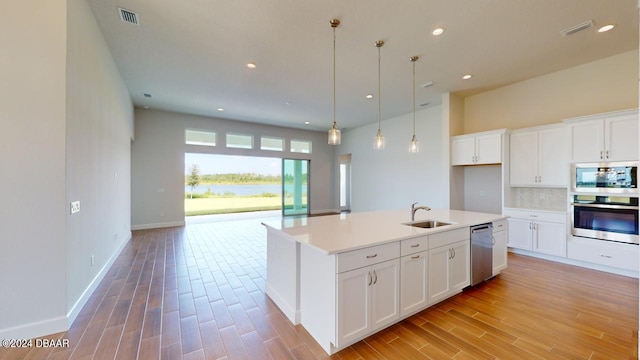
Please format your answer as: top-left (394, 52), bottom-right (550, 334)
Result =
top-left (328, 19), bottom-right (341, 145)
top-left (409, 56), bottom-right (420, 153)
top-left (373, 40), bottom-right (385, 150)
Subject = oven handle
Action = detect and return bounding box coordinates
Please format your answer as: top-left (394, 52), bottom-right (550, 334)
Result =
top-left (571, 203), bottom-right (639, 210)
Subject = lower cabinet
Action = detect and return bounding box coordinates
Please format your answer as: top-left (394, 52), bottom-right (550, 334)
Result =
top-left (336, 258), bottom-right (399, 346)
top-left (400, 251), bottom-right (428, 317)
top-left (567, 236), bottom-right (639, 272)
top-left (427, 239), bottom-right (470, 305)
top-left (504, 208), bottom-right (566, 257)
top-left (492, 219), bottom-right (508, 275)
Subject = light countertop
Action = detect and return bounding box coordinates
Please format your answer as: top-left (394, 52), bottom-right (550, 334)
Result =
top-left (262, 208), bottom-right (507, 254)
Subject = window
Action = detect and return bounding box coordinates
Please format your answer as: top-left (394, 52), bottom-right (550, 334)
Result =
top-left (290, 140), bottom-right (312, 154)
top-left (261, 136), bottom-right (284, 151)
top-left (226, 133), bottom-right (253, 149)
top-left (186, 129), bottom-right (216, 146)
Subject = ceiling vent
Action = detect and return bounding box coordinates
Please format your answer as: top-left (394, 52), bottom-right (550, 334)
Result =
top-left (560, 20), bottom-right (593, 36)
top-left (118, 7), bottom-right (139, 25)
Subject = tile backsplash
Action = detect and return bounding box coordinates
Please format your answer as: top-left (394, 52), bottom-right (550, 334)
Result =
top-left (507, 187), bottom-right (567, 211)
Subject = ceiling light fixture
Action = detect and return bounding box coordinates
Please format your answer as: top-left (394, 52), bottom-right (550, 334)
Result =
top-left (598, 24), bottom-right (615, 32)
top-left (373, 40), bottom-right (385, 150)
top-left (432, 28), bottom-right (444, 36)
top-left (462, 74), bottom-right (472, 80)
top-left (217, 107), bottom-right (224, 112)
top-left (304, 121), bottom-right (310, 125)
top-left (409, 56), bottom-right (420, 153)
top-left (366, 94), bottom-right (373, 99)
top-left (246, 62), bottom-right (256, 69)
top-left (328, 19), bottom-right (341, 145)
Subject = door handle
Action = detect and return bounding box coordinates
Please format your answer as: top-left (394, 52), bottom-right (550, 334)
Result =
top-left (368, 271), bottom-right (372, 286)
top-left (373, 270), bottom-right (378, 284)
top-left (492, 236), bottom-right (496, 245)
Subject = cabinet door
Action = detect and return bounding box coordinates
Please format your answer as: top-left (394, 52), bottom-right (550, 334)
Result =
top-left (510, 131), bottom-right (538, 186)
top-left (336, 266), bottom-right (370, 346)
top-left (533, 221), bottom-right (566, 257)
top-left (492, 230), bottom-right (508, 275)
top-left (370, 259), bottom-right (400, 331)
top-left (451, 136), bottom-right (476, 165)
top-left (538, 127), bottom-right (567, 186)
top-left (507, 218), bottom-right (532, 250)
top-left (568, 120), bottom-right (604, 162)
top-left (605, 115), bottom-right (638, 161)
top-left (400, 252), bottom-right (428, 317)
top-left (449, 240), bottom-right (470, 291)
top-left (475, 133), bottom-right (502, 164)
top-left (427, 245), bottom-right (451, 305)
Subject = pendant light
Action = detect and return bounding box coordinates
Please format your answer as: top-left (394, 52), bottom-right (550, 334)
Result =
top-left (409, 56), bottom-right (420, 153)
top-left (373, 40), bottom-right (385, 150)
top-left (327, 19), bottom-right (341, 145)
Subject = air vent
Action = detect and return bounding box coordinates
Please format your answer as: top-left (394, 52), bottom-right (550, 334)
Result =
top-left (560, 20), bottom-right (593, 36)
top-left (118, 7), bottom-right (139, 25)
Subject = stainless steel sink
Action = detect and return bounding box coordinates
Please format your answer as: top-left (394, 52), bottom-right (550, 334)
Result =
top-left (403, 220), bottom-right (452, 228)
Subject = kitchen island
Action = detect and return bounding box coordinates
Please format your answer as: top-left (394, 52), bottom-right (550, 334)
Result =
top-left (262, 208), bottom-right (507, 355)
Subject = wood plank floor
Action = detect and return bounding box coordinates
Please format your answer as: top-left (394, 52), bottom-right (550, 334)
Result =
top-left (1, 217), bottom-right (637, 360)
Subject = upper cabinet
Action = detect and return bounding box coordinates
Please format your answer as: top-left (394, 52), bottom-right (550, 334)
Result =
top-left (451, 129), bottom-right (506, 166)
top-left (564, 109), bottom-right (638, 163)
top-left (510, 124), bottom-right (567, 187)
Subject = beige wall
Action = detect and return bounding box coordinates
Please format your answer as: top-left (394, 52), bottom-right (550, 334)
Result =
top-left (464, 50), bottom-right (639, 133)
top-left (0, 0), bottom-right (68, 338)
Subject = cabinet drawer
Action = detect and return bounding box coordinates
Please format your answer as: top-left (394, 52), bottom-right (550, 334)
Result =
top-left (429, 227), bottom-right (470, 249)
top-left (337, 242), bottom-right (399, 273)
top-left (567, 236), bottom-right (639, 271)
top-left (401, 236), bottom-right (429, 256)
top-left (493, 219), bottom-right (507, 232)
top-left (503, 208), bottom-right (566, 223)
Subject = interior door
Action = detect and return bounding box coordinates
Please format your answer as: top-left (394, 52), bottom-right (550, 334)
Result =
top-left (282, 159), bottom-right (310, 216)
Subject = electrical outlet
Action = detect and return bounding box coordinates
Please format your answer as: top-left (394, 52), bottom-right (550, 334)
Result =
top-left (91, 255), bottom-right (94, 267)
top-left (70, 201), bottom-right (80, 214)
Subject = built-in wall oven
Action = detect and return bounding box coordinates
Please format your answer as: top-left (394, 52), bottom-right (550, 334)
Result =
top-left (570, 162), bottom-right (639, 245)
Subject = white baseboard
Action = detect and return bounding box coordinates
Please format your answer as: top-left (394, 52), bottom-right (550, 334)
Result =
top-left (266, 284), bottom-right (300, 325)
top-left (66, 232), bottom-right (132, 327)
top-left (0, 316), bottom-right (67, 341)
top-left (310, 209), bottom-right (340, 215)
top-left (509, 248), bottom-right (639, 278)
top-left (131, 220), bottom-right (185, 230)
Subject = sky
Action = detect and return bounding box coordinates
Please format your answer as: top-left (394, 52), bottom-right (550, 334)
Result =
top-left (185, 153), bottom-right (282, 175)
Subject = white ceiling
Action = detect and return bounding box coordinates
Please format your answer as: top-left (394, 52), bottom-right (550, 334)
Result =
top-left (87, 0), bottom-right (638, 132)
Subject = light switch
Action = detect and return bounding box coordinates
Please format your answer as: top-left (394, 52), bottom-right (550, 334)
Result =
top-left (70, 201), bottom-right (80, 214)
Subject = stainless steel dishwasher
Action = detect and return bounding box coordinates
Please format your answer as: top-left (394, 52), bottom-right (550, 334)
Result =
top-left (470, 223), bottom-right (494, 286)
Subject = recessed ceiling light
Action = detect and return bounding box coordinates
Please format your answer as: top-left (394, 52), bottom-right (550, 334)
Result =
top-left (462, 74), bottom-right (473, 80)
top-left (217, 107), bottom-right (224, 112)
top-left (304, 121), bottom-right (310, 125)
top-left (246, 62), bottom-right (256, 69)
top-left (285, 101), bottom-right (292, 106)
top-left (598, 24), bottom-right (615, 33)
top-left (366, 94), bottom-right (373, 99)
top-left (432, 28), bottom-right (444, 36)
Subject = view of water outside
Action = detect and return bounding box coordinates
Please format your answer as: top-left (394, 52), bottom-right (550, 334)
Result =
top-left (184, 153), bottom-right (282, 216)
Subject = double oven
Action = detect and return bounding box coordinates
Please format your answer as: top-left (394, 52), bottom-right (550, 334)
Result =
top-left (570, 162), bottom-right (638, 245)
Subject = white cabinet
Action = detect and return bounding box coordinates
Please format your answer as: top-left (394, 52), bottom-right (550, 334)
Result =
top-left (400, 251), bottom-right (428, 317)
top-left (504, 208), bottom-right (566, 257)
top-left (567, 236), bottom-right (639, 272)
top-left (492, 219), bottom-right (508, 275)
top-left (451, 130), bottom-right (505, 165)
top-left (427, 239), bottom-right (470, 305)
top-left (510, 125), bottom-right (566, 187)
top-left (336, 253), bottom-right (399, 347)
top-left (565, 109), bottom-right (638, 162)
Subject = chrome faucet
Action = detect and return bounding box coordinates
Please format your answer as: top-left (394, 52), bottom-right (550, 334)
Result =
top-left (411, 202), bottom-right (431, 221)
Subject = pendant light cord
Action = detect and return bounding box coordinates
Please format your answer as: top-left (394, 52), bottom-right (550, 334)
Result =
top-left (332, 26), bottom-right (336, 128)
top-left (412, 59), bottom-right (416, 135)
top-left (377, 44), bottom-right (381, 131)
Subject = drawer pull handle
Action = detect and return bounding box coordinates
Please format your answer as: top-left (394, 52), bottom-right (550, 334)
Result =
top-left (366, 254), bottom-right (378, 259)
top-left (411, 255), bottom-right (420, 259)
top-left (410, 244), bottom-right (420, 248)
top-left (600, 254), bottom-right (612, 259)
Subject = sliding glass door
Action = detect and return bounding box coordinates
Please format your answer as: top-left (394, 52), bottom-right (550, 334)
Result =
top-left (282, 159), bottom-right (309, 216)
